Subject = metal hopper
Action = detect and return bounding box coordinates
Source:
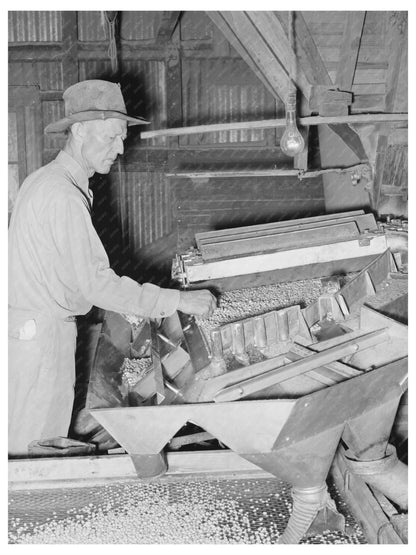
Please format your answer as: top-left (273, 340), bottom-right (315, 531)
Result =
top-left (91, 352), bottom-right (407, 542)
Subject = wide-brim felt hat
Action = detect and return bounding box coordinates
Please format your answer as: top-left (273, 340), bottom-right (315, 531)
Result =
top-left (44, 80), bottom-right (150, 133)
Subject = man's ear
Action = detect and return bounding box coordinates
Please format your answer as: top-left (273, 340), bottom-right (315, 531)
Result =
top-left (70, 122), bottom-right (86, 139)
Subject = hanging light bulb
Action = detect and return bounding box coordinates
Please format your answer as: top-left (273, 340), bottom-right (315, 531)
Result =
top-left (280, 11), bottom-right (305, 158)
top-left (280, 91), bottom-right (305, 157)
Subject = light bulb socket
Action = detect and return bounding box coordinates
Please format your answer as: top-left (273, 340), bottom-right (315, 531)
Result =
top-left (285, 91), bottom-right (297, 109)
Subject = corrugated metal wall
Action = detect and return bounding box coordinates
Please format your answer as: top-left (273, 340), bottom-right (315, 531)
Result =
top-left (8, 11), bottom-right (62, 42)
top-left (77, 11), bottom-right (165, 42)
top-left (121, 171), bottom-right (173, 249)
top-left (8, 61), bottom-right (63, 89)
top-left (181, 58), bottom-right (278, 146)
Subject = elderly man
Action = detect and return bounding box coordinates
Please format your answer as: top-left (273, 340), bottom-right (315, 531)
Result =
top-left (8, 80), bottom-right (216, 457)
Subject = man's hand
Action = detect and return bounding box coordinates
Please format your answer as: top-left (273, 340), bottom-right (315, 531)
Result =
top-left (178, 289), bottom-right (217, 318)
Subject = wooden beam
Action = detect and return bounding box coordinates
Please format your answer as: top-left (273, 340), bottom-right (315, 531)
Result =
top-left (168, 170), bottom-right (299, 178)
top-left (8, 44), bottom-right (64, 61)
top-left (78, 43), bottom-right (164, 58)
top-left (276, 11), bottom-right (333, 89)
top-left (336, 12), bottom-right (366, 91)
top-left (8, 450), bottom-right (267, 490)
top-left (327, 124), bottom-right (368, 161)
top-left (141, 113), bottom-right (407, 139)
top-left (245, 11), bottom-right (314, 99)
top-left (207, 11), bottom-right (313, 104)
top-left (206, 12), bottom-right (290, 103)
top-left (372, 134), bottom-right (389, 210)
top-left (165, 163), bottom-right (372, 180)
top-left (157, 11), bottom-right (181, 43)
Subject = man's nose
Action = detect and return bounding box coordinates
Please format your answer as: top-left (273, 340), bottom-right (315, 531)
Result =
top-left (114, 137), bottom-right (124, 155)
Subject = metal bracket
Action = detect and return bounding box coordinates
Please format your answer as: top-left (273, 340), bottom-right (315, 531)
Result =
top-left (358, 229), bottom-right (373, 246)
top-left (358, 237), bottom-right (372, 246)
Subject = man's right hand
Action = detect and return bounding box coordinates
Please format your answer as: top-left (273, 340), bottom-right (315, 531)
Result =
top-left (178, 289), bottom-right (217, 318)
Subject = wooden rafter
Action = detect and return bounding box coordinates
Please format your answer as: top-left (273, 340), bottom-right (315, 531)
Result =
top-left (206, 11), bottom-right (314, 104)
top-left (336, 12), bottom-right (366, 91)
top-left (275, 11), bottom-right (333, 90)
top-left (327, 124), bottom-right (368, 161)
top-left (244, 11), bottom-right (315, 100)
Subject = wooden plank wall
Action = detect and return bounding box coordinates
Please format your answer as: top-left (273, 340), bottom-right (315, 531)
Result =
top-left (303, 11), bottom-right (388, 113)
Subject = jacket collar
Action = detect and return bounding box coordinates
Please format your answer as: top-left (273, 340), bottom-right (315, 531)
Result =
top-left (55, 150), bottom-right (92, 199)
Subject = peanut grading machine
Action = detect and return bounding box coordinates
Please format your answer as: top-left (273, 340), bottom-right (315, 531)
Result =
top-left (9, 211), bottom-right (408, 544)
top-left (88, 211), bottom-right (408, 543)
top-left (171, 209), bottom-right (388, 291)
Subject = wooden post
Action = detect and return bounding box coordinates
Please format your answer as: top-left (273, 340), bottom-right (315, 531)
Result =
top-left (157, 11), bottom-right (181, 44)
top-left (371, 12), bottom-right (408, 213)
top-left (61, 12), bottom-right (79, 88)
top-left (165, 26), bottom-right (182, 150)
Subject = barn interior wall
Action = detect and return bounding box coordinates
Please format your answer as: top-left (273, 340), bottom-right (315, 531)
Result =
top-left (8, 11), bottom-right (408, 286)
top-left (8, 10), bottom-right (328, 286)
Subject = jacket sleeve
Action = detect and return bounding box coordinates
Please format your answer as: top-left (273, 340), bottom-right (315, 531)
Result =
top-left (52, 193), bottom-right (180, 318)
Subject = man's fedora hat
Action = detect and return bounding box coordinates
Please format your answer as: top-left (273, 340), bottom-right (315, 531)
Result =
top-left (44, 80), bottom-right (150, 133)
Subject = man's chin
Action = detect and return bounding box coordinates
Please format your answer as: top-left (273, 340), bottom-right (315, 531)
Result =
top-left (96, 165), bottom-right (112, 175)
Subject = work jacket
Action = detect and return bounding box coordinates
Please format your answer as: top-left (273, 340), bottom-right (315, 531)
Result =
top-left (8, 150), bottom-right (179, 455)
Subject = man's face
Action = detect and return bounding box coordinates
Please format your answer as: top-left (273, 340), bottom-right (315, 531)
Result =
top-left (81, 118), bottom-right (128, 175)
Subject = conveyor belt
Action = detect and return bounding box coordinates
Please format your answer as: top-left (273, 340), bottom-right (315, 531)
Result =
top-left (9, 476), bottom-right (367, 544)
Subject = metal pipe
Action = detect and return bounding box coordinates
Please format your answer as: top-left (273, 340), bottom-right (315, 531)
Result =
top-left (345, 444), bottom-right (408, 510)
top-left (278, 483), bottom-right (344, 544)
top-left (130, 452), bottom-right (167, 479)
